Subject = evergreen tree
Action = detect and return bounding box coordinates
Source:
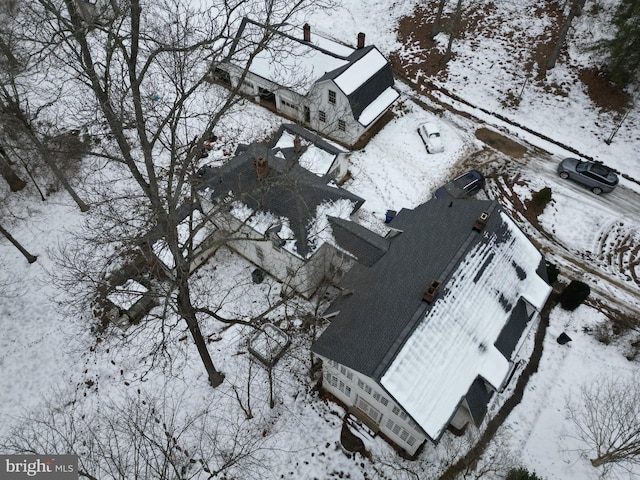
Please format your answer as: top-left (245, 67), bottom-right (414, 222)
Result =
top-left (601, 0), bottom-right (640, 86)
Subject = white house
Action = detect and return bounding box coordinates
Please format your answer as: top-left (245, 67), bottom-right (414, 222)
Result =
top-left (312, 199), bottom-right (552, 456)
top-left (195, 141), bottom-right (388, 298)
top-left (213, 18), bottom-right (399, 147)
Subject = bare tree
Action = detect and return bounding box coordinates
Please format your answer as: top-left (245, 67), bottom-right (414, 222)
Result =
top-left (0, 2), bottom-right (90, 211)
top-left (16, 0), bottom-right (334, 388)
top-left (566, 374), bottom-right (640, 471)
top-left (444, 0), bottom-right (464, 63)
top-left (431, 0), bottom-right (448, 39)
top-left (0, 146), bottom-right (26, 191)
top-left (0, 222), bottom-right (37, 263)
top-left (0, 387), bottom-right (275, 479)
top-left (545, 0), bottom-right (587, 71)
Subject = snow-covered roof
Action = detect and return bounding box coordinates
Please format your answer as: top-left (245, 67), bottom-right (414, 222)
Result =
top-left (151, 208), bottom-right (208, 270)
top-left (380, 211), bottom-right (551, 440)
top-left (358, 86), bottom-right (400, 127)
top-left (228, 19), bottom-right (397, 121)
top-left (313, 200), bottom-right (552, 441)
top-left (274, 130), bottom-right (337, 176)
top-left (106, 279), bottom-right (148, 310)
top-left (333, 48), bottom-right (389, 95)
top-left (229, 18), bottom-right (353, 95)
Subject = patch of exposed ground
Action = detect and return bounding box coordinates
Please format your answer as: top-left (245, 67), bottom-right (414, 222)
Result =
top-left (475, 128), bottom-right (527, 158)
top-left (392, 0), bottom-right (629, 114)
top-left (578, 67), bottom-right (631, 113)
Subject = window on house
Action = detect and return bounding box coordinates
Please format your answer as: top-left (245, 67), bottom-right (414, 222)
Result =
top-left (255, 246), bottom-right (264, 261)
top-left (328, 90), bottom-right (336, 104)
top-left (357, 397), bottom-right (381, 423)
top-left (357, 379), bottom-right (365, 389)
top-left (346, 371), bottom-right (353, 380)
top-left (339, 380), bottom-right (344, 391)
top-left (373, 392), bottom-right (381, 402)
top-left (380, 397), bottom-right (389, 407)
top-left (386, 418), bottom-right (394, 430)
top-left (392, 406), bottom-right (400, 416)
top-left (345, 385), bottom-right (351, 397)
top-left (407, 436), bottom-right (416, 446)
top-left (364, 385), bottom-right (372, 395)
top-left (330, 375), bottom-right (337, 387)
top-left (400, 411), bottom-right (408, 421)
top-left (338, 119), bottom-right (346, 131)
top-left (319, 110), bottom-right (326, 122)
top-left (393, 424), bottom-right (401, 435)
top-left (400, 430), bottom-right (409, 441)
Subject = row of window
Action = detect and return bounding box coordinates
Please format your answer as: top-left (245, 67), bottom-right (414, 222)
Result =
top-left (326, 373), bottom-right (352, 397)
top-left (281, 99), bottom-right (298, 111)
top-left (385, 418), bottom-right (417, 446)
top-left (357, 378), bottom-right (389, 407)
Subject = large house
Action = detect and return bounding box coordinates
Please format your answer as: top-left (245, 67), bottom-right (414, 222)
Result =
top-left (195, 140), bottom-right (387, 298)
top-left (214, 18), bottom-right (399, 147)
top-left (312, 199), bottom-right (552, 456)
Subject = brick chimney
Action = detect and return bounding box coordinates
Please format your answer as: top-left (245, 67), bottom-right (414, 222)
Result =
top-left (303, 23), bottom-right (311, 42)
top-left (293, 135), bottom-right (302, 153)
top-left (254, 156), bottom-right (268, 182)
top-left (357, 32), bottom-right (365, 49)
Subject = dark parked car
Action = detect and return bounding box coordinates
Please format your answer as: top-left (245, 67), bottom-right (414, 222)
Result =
top-left (557, 158), bottom-right (618, 194)
top-left (434, 169), bottom-right (485, 200)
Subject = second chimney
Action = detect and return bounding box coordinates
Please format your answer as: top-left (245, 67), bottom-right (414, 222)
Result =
top-left (357, 32), bottom-right (365, 49)
top-left (303, 23), bottom-right (311, 42)
top-left (254, 156), bottom-right (268, 182)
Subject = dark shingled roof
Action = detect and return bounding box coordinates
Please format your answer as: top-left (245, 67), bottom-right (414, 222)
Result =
top-left (197, 143), bottom-right (364, 258)
top-left (328, 216), bottom-right (389, 267)
top-left (313, 199), bottom-right (519, 378)
top-left (465, 377), bottom-right (494, 427)
top-left (494, 298), bottom-right (531, 358)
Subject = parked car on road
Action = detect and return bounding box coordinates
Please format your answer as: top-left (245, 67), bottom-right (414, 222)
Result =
top-left (434, 169), bottom-right (485, 200)
top-left (557, 158), bottom-right (618, 194)
top-left (418, 122), bottom-right (444, 153)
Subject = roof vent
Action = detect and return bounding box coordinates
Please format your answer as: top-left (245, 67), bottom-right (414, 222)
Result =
top-left (473, 211), bottom-right (490, 231)
top-left (423, 279), bottom-right (441, 303)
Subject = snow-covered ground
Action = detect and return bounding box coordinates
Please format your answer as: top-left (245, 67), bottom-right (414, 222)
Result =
top-left (1, 1), bottom-right (639, 479)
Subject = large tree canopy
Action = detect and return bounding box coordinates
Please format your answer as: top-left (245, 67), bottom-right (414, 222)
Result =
top-left (601, 0), bottom-right (640, 86)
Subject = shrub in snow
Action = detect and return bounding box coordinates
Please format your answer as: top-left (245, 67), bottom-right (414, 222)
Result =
top-left (506, 467), bottom-right (543, 480)
top-left (545, 261), bottom-right (559, 285)
top-left (528, 187), bottom-right (552, 217)
top-left (560, 280), bottom-right (590, 311)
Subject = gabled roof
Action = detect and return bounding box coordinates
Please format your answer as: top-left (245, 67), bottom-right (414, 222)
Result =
top-left (328, 216), bottom-right (389, 267)
top-left (312, 199), bottom-right (551, 441)
top-left (197, 143), bottom-right (364, 259)
top-left (270, 124), bottom-right (345, 178)
top-left (228, 18), bottom-right (398, 126)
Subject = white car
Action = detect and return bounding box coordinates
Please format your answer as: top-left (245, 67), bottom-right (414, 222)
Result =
top-left (418, 122), bottom-right (444, 153)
